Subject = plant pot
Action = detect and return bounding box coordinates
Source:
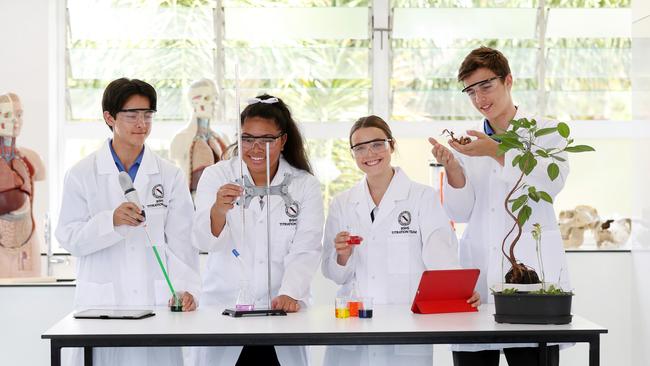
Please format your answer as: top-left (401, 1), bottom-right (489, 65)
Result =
top-left (493, 292), bottom-right (573, 324)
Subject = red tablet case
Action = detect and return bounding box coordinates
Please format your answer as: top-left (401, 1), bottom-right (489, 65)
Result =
top-left (411, 269), bottom-right (480, 314)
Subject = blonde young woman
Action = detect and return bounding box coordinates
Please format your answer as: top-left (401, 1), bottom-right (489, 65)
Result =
top-left (322, 115), bottom-right (480, 366)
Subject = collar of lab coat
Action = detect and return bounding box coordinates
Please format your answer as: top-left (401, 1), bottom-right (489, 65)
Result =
top-left (350, 167), bottom-right (411, 228)
top-left (96, 139), bottom-right (159, 202)
top-left (482, 105), bottom-right (529, 132)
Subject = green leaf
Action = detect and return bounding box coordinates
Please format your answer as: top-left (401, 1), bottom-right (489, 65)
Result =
top-left (557, 122), bottom-right (570, 138)
top-left (527, 186), bottom-right (537, 194)
top-left (510, 119), bottom-right (522, 129)
top-left (505, 130), bottom-right (521, 139)
top-left (528, 192), bottom-right (540, 202)
top-left (523, 155), bottom-right (538, 175)
top-left (500, 138), bottom-right (522, 149)
top-left (538, 191), bottom-right (553, 204)
top-left (551, 155), bottom-right (566, 162)
top-left (547, 163), bottom-right (560, 181)
top-left (534, 127), bottom-right (556, 137)
top-left (497, 143), bottom-right (510, 156)
top-left (565, 145), bottom-right (595, 153)
top-left (512, 154), bottom-right (522, 167)
top-left (511, 195), bottom-right (527, 212)
top-left (535, 149), bottom-right (549, 158)
top-left (517, 205), bottom-right (532, 227)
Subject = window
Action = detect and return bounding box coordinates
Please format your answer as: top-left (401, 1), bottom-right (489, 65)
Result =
top-left (391, 0), bottom-right (631, 121)
top-left (59, 0), bottom-right (638, 251)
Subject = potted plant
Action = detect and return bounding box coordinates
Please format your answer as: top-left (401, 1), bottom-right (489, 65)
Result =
top-left (491, 118), bottom-right (594, 324)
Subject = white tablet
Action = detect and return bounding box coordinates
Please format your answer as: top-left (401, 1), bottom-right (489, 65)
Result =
top-left (73, 309), bottom-right (155, 320)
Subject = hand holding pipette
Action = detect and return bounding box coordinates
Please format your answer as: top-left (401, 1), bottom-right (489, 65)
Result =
top-left (112, 202), bottom-right (145, 227)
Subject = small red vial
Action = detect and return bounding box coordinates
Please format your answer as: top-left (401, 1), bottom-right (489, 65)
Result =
top-left (347, 236), bottom-right (362, 245)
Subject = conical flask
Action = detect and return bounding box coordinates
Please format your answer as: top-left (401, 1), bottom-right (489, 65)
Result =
top-left (235, 280), bottom-right (255, 311)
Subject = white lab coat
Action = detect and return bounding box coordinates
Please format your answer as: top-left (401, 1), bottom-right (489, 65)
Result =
top-left (55, 140), bottom-right (200, 366)
top-left (190, 157), bottom-right (324, 366)
top-left (444, 109), bottom-right (571, 352)
top-left (321, 167), bottom-right (460, 366)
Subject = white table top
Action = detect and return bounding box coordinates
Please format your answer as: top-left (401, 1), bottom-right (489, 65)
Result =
top-left (42, 304), bottom-right (606, 345)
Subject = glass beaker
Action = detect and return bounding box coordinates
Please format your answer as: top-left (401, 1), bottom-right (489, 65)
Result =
top-left (335, 296), bottom-right (349, 318)
top-left (235, 280), bottom-right (255, 311)
top-left (359, 297), bottom-right (373, 318)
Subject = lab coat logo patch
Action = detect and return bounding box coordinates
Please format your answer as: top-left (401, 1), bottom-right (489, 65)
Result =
top-left (398, 211), bottom-right (411, 226)
top-left (152, 184), bottom-right (164, 199)
top-left (285, 202), bottom-right (300, 218)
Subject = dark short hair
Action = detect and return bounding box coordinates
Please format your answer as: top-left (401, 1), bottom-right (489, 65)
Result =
top-left (102, 78), bottom-right (157, 131)
top-left (457, 47), bottom-right (511, 83)
top-left (238, 94), bottom-right (313, 174)
top-left (349, 115), bottom-right (395, 150)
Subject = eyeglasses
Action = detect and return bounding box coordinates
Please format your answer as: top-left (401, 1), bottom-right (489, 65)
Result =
top-left (461, 76), bottom-right (503, 98)
top-left (118, 108), bottom-right (156, 124)
top-left (350, 139), bottom-right (392, 156)
top-left (241, 133), bottom-right (285, 150)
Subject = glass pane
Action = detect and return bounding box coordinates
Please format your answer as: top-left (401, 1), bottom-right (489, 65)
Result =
top-left (393, 8), bottom-right (538, 39)
top-left (546, 91), bottom-right (631, 120)
top-left (222, 87), bottom-right (369, 123)
top-left (392, 90), bottom-right (537, 121)
top-left (225, 8), bottom-right (369, 40)
top-left (393, 0), bottom-right (537, 7)
top-left (67, 0), bottom-right (217, 123)
top-left (547, 48), bottom-right (630, 78)
top-left (223, 3), bottom-right (370, 123)
top-left (69, 87), bottom-right (188, 121)
top-left (62, 139), bottom-right (104, 179)
top-left (393, 47), bottom-right (537, 80)
top-left (546, 8), bottom-right (631, 38)
top-left (224, 0), bottom-right (369, 6)
top-left (225, 47), bottom-right (368, 79)
top-left (547, 0), bottom-right (629, 8)
top-left (307, 139), bottom-right (364, 209)
top-left (68, 5), bottom-right (215, 41)
top-left (69, 48), bottom-right (214, 80)
top-left (555, 139), bottom-right (634, 219)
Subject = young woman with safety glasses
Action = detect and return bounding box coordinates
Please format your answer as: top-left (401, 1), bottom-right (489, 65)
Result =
top-left (321, 115), bottom-right (480, 366)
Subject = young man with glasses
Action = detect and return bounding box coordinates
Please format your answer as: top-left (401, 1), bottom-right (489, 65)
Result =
top-left (56, 78), bottom-right (200, 366)
top-left (428, 47), bottom-right (571, 366)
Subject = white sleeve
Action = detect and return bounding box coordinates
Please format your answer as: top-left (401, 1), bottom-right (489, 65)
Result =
top-left (55, 169), bottom-right (124, 257)
top-left (418, 188), bottom-right (460, 270)
top-left (442, 155), bottom-right (476, 223)
top-left (321, 196), bottom-right (356, 285)
top-left (191, 166), bottom-right (233, 253)
top-left (278, 176), bottom-right (325, 302)
top-left (163, 167), bottom-right (201, 299)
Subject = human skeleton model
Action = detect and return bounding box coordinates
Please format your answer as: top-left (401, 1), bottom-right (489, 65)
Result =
top-left (170, 79), bottom-right (228, 198)
top-left (0, 93), bottom-right (45, 278)
top-left (559, 205), bottom-right (632, 248)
